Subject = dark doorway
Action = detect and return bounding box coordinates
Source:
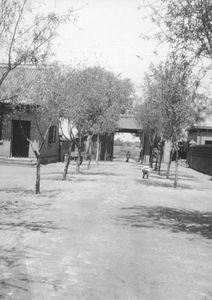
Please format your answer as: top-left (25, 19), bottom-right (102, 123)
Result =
top-left (12, 120), bottom-right (31, 157)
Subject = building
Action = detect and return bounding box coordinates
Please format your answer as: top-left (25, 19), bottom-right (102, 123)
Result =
top-left (0, 65), bottom-right (59, 164)
top-left (187, 117), bottom-right (212, 175)
top-left (188, 125), bottom-right (212, 145)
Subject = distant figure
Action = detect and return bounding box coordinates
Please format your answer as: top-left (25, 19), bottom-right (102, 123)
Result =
top-left (142, 166), bottom-right (151, 179)
top-left (126, 151), bottom-right (130, 162)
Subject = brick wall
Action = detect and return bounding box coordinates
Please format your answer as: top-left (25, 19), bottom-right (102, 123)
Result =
top-left (187, 145), bottom-right (212, 175)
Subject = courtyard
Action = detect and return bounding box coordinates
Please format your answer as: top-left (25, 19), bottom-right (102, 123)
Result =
top-left (0, 160), bottom-right (212, 300)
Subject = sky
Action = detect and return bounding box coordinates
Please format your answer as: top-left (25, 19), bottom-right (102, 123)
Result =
top-left (40, 0), bottom-right (168, 94)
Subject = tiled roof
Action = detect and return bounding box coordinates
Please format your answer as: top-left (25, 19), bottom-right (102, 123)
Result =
top-left (117, 115), bottom-right (142, 131)
top-left (0, 64), bottom-right (45, 103)
top-left (191, 115), bottom-right (212, 129)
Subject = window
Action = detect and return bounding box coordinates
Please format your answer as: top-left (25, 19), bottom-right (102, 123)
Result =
top-left (48, 125), bottom-right (56, 144)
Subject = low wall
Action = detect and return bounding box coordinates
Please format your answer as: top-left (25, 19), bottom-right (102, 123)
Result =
top-left (187, 145), bottom-right (212, 175)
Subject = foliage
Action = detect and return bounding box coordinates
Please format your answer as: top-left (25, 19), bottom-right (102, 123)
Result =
top-left (59, 66), bottom-right (134, 166)
top-left (140, 58), bottom-right (197, 145)
top-left (60, 66), bottom-right (134, 140)
top-left (0, 0), bottom-right (73, 93)
top-left (11, 64), bottom-right (63, 193)
top-left (135, 57), bottom-right (199, 184)
top-left (143, 0), bottom-right (212, 60)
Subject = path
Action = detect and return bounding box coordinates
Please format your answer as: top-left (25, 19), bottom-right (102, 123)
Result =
top-left (0, 160), bottom-right (212, 299)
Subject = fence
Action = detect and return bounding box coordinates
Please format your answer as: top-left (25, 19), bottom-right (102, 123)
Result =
top-left (187, 145), bottom-right (212, 176)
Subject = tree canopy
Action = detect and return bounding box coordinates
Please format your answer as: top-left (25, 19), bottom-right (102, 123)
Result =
top-left (0, 0), bottom-right (73, 91)
top-left (60, 66), bottom-right (134, 138)
top-left (144, 0), bottom-right (212, 60)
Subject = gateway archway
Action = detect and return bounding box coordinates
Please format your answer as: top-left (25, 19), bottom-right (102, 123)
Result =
top-left (100, 115), bottom-right (144, 161)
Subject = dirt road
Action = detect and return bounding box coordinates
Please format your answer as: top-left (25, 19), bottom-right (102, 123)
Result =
top-left (0, 160), bottom-right (212, 299)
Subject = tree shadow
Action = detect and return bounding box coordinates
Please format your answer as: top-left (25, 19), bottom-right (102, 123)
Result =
top-left (118, 205), bottom-right (212, 239)
top-left (0, 246), bottom-right (31, 298)
top-left (77, 171), bottom-right (121, 176)
top-left (70, 178), bottom-right (97, 182)
top-left (0, 188), bottom-right (34, 194)
top-left (44, 176), bottom-right (98, 183)
top-left (149, 173), bottom-right (195, 181)
top-left (0, 220), bottom-right (66, 233)
top-left (0, 187), bottom-right (63, 199)
top-left (135, 179), bottom-right (193, 189)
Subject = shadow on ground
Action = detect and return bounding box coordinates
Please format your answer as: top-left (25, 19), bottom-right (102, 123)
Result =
top-left (153, 169), bottom-right (195, 179)
top-left (0, 220), bottom-right (65, 298)
top-left (0, 245), bottom-right (55, 299)
top-left (118, 206), bottom-right (212, 239)
top-left (79, 171), bottom-right (121, 176)
top-left (44, 176), bottom-right (98, 182)
top-left (0, 188), bottom-right (62, 199)
top-left (136, 179), bottom-right (193, 189)
top-left (44, 171), bottom-right (120, 181)
top-left (150, 173), bottom-right (195, 181)
top-left (0, 220), bottom-right (65, 233)
top-left (0, 188), bottom-right (34, 194)
top-left (0, 247), bottom-right (31, 299)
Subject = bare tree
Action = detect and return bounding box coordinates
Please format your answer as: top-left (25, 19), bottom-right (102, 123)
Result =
top-left (142, 0), bottom-right (212, 60)
top-left (93, 75), bottom-right (134, 163)
top-left (0, 0), bottom-right (73, 98)
top-left (59, 67), bottom-right (105, 176)
top-left (59, 66), bottom-right (134, 178)
top-left (12, 65), bottom-right (63, 194)
top-left (138, 58), bottom-right (198, 187)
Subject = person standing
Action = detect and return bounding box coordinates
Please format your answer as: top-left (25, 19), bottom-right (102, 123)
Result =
top-left (126, 151), bottom-right (130, 162)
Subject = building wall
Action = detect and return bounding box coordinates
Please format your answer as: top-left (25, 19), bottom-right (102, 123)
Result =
top-left (0, 117), bottom-right (11, 156)
top-left (187, 145), bottom-right (212, 175)
top-left (0, 108), bottom-right (59, 163)
top-left (0, 109), bottom-right (39, 159)
top-left (40, 125), bottom-right (59, 164)
top-left (188, 129), bottom-right (212, 145)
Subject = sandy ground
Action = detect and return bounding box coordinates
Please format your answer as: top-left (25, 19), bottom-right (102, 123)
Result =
top-left (0, 159), bottom-right (212, 300)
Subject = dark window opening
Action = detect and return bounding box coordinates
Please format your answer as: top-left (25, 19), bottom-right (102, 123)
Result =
top-left (205, 140), bottom-right (212, 145)
top-left (48, 125), bottom-right (56, 144)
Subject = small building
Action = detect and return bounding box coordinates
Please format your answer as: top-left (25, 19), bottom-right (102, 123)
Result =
top-left (188, 125), bottom-right (212, 145)
top-left (0, 65), bottom-right (59, 164)
top-left (187, 118), bottom-right (212, 175)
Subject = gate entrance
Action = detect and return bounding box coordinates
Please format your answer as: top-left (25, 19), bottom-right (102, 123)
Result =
top-left (100, 115), bottom-right (143, 161)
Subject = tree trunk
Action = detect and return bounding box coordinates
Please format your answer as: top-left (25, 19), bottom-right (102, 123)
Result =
top-left (149, 144), bottom-right (153, 167)
top-left (154, 154), bottom-right (159, 171)
top-left (96, 134), bottom-right (100, 164)
top-left (76, 147), bottom-right (81, 173)
top-left (86, 135), bottom-right (92, 170)
top-left (62, 153), bottom-right (71, 180)
top-left (35, 156), bottom-right (41, 194)
top-left (75, 136), bottom-right (82, 173)
top-left (158, 142), bottom-right (164, 175)
top-left (174, 149), bottom-right (179, 188)
top-left (62, 142), bottom-right (72, 180)
top-left (87, 155), bottom-right (90, 169)
top-left (104, 134), bottom-right (107, 161)
top-left (166, 147), bottom-right (174, 179)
